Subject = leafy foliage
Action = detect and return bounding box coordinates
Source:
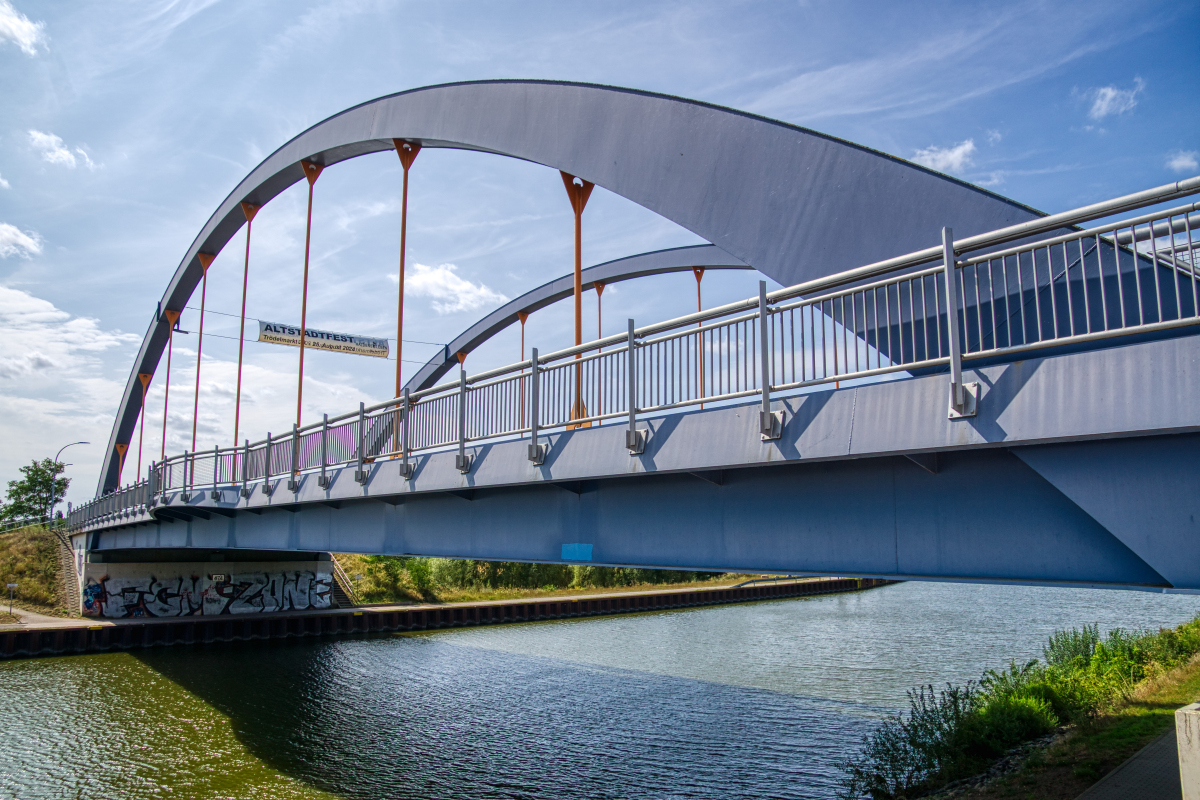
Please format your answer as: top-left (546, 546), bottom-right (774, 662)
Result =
top-left (335, 553), bottom-right (725, 604)
top-left (838, 615), bottom-right (1200, 799)
top-left (0, 459), bottom-right (69, 521)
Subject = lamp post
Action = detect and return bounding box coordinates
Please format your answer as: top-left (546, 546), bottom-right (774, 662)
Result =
top-left (48, 441), bottom-right (88, 522)
top-left (6, 583), bottom-right (16, 617)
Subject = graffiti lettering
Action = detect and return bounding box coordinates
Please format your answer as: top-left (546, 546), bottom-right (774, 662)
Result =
top-left (82, 571), bottom-right (333, 618)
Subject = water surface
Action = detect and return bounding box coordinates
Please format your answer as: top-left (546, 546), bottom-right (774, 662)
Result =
top-left (2, 582), bottom-right (1198, 799)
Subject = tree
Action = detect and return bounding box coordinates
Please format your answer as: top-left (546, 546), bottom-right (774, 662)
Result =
top-left (0, 459), bottom-right (69, 521)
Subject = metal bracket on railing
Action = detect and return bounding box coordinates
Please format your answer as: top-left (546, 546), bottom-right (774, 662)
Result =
top-left (319, 414), bottom-right (332, 487)
top-left (355, 402), bottom-right (369, 484)
top-left (400, 392), bottom-right (415, 479)
top-left (527, 349), bottom-right (546, 464)
top-left (456, 371), bottom-right (472, 473)
top-left (240, 439), bottom-right (250, 497)
top-left (288, 423), bottom-right (301, 491)
top-left (943, 226), bottom-right (979, 419)
top-left (758, 282), bottom-right (784, 440)
top-left (210, 446), bottom-right (222, 501)
top-left (625, 319), bottom-right (647, 455)
top-left (261, 433), bottom-right (274, 495)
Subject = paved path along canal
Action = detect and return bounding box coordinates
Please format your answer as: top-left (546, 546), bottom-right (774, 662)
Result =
top-left (1, 581), bottom-right (1198, 799)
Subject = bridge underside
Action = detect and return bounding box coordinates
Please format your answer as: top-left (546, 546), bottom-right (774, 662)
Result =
top-left (91, 437), bottom-right (1191, 591)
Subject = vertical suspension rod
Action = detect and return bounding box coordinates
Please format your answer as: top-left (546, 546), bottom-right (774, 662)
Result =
top-left (191, 253), bottom-right (214, 459)
top-left (296, 160), bottom-right (324, 430)
top-left (234, 202), bottom-right (258, 447)
top-left (161, 309), bottom-right (179, 460)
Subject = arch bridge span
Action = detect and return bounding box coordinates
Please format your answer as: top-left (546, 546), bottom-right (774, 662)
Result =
top-left (100, 80), bottom-right (1050, 494)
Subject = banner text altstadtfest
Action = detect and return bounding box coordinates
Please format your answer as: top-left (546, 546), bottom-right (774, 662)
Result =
top-left (257, 321), bottom-right (389, 358)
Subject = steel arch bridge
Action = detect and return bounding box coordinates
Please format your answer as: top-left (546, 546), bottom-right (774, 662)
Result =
top-left (75, 81), bottom-right (1200, 594)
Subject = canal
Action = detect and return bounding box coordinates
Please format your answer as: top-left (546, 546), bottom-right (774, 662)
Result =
top-left (2, 581), bottom-right (1198, 799)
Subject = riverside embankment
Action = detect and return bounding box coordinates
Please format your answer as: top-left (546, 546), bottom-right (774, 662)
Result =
top-left (0, 576), bottom-right (890, 659)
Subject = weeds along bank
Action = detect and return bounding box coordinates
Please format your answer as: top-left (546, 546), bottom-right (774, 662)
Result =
top-left (0, 526), bottom-right (65, 615)
top-left (335, 553), bottom-right (732, 604)
top-left (838, 616), bottom-right (1200, 799)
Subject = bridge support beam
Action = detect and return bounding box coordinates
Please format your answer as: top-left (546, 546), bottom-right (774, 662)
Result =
top-left (94, 442), bottom-right (1181, 590)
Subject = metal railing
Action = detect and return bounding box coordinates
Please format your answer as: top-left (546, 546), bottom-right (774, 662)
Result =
top-left (71, 176), bottom-right (1200, 530)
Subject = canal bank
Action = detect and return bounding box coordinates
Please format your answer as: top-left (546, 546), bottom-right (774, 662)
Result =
top-left (0, 576), bottom-right (893, 659)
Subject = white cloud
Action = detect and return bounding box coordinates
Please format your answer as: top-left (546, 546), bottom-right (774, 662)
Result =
top-left (1166, 150), bottom-right (1198, 174)
top-left (986, 129), bottom-right (1002, 145)
top-left (0, 172), bottom-right (9, 189)
top-left (911, 139), bottom-right (976, 175)
top-left (0, 285), bottom-right (137, 380)
top-left (1088, 77), bottom-right (1143, 120)
top-left (401, 263), bottom-right (508, 315)
top-left (0, 222), bottom-right (42, 258)
top-left (0, 0), bottom-right (45, 56)
top-left (27, 130), bottom-right (99, 170)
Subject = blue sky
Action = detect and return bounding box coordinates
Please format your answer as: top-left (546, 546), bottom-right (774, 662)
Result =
top-left (0, 0), bottom-right (1196, 507)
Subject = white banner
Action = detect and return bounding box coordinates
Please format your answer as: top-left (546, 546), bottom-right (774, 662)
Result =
top-left (257, 321), bottom-right (389, 358)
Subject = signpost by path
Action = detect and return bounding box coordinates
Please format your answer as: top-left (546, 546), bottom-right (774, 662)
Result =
top-left (6, 584), bottom-right (16, 617)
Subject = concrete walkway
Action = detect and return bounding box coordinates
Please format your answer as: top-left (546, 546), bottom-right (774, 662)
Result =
top-left (1077, 729), bottom-right (1181, 799)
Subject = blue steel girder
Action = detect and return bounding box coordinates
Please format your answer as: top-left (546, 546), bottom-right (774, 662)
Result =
top-left (102, 80), bottom-right (1046, 494)
top-left (90, 330), bottom-right (1200, 591)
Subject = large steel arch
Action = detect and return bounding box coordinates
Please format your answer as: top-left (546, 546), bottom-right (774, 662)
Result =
top-left (405, 244), bottom-right (751, 392)
top-left (102, 80), bottom-right (1047, 493)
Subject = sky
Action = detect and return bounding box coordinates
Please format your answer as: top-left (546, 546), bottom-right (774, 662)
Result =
top-left (0, 0), bottom-right (1197, 508)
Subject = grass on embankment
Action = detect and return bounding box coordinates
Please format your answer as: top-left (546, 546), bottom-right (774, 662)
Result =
top-left (0, 525), bottom-right (69, 616)
top-left (335, 553), bottom-right (756, 605)
top-left (837, 616), bottom-right (1200, 799)
top-left (969, 652), bottom-right (1200, 799)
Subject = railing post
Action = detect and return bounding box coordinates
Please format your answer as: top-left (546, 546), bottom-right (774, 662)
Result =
top-left (240, 440), bottom-right (250, 498)
top-left (355, 402), bottom-right (369, 484)
top-left (288, 423), bottom-right (301, 491)
top-left (319, 414), bottom-right (331, 487)
top-left (625, 319), bottom-right (646, 454)
top-left (943, 226), bottom-right (978, 418)
top-left (210, 446), bottom-right (221, 501)
top-left (181, 449), bottom-right (191, 501)
top-left (455, 370), bottom-right (471, 473)
top-left (527, 348), bottom-right (545, 464)
top-left (400, 391), bottom-right (414, 479)
top-left (261, 433), bottom-right (273, 495)
top-left (758, 281), bottom-right (782, 440)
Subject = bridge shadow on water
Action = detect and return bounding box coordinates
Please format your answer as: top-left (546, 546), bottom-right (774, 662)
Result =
top-left (133, 626), bottom-right (884, 800)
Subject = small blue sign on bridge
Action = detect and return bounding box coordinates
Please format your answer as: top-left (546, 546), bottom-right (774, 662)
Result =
top-left (561, 543), bottom-right (593, 562)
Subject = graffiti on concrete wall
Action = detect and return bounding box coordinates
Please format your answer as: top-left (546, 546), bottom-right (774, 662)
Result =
top-left (81, 571), bottom-right (333, 618)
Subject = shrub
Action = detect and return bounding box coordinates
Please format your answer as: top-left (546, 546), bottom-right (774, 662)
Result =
top-left (1044, 623), bottom-right (1100, 668)
top-left (836, 684), bottom-right (979, 799)
top-left (961, 694), bottom-right (1057, 757)
top-left (405, 558), bottom-right (434, 598)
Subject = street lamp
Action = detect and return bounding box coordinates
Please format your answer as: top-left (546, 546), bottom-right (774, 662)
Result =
top-left (48, 441), bottom-right (89, 523)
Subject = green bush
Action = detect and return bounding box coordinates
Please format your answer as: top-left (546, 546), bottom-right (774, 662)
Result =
top-left (837, 684), bottom-right (980, 799)
top-left (961, 694), bottom-right (1057, 757)
top-left (405, 558), bottom-right (434, 597)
